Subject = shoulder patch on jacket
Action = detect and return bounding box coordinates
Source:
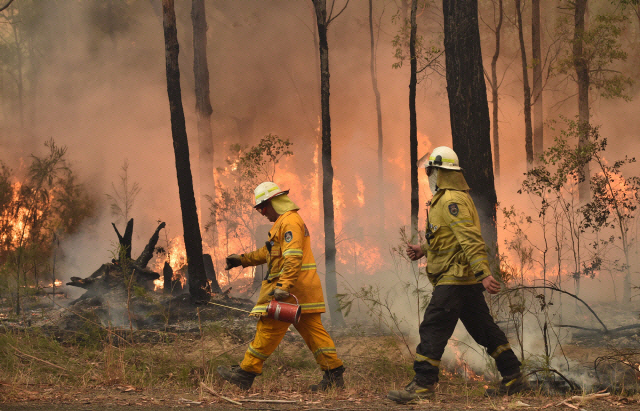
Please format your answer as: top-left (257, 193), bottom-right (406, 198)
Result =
top-left (284, 231), bottom-right (293, 242)
top-left (448, 203), bottom-right (459, 216)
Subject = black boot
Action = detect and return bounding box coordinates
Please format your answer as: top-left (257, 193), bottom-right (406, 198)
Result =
top-left (485, 372), bottom-right (530, 396)
top-left (387, 379), bottom-right (436, 403)
top-left (309, 365), bottom-right (345, 391)
top-left (217, 365), bottom-right (257, 390)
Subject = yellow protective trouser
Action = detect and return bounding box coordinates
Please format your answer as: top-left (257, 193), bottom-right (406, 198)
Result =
top-left (240, 313), bottom-right (343, 374)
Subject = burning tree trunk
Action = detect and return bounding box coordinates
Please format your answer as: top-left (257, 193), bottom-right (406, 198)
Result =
top-left (312, 0), bottom-right (347, 327)
top-left (443, 0), bottom-right (499, 253)
top-left (162, 0), bottom-right (211, 302)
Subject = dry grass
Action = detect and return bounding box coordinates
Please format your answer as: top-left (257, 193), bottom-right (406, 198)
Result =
top-left (4, 323), bottom-right (640, 410)
top-left (3, 298), bottom-right (640, 410)
top-left (0, 316), bottom-right (419, 400)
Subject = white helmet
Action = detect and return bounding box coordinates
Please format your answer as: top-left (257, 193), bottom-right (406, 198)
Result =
top-left (254, 182), bottom-right (289, 208)
top-left (417, 146), bottom-right (461, 170)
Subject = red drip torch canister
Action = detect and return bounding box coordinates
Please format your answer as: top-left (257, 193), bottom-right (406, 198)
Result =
top-left (266, 294), bottom-right (302, 325)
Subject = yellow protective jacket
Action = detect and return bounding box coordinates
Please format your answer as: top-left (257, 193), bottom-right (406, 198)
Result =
top-left (240, 210), bottom-right (326, 316)
top-left (420, 170), bottom-right (491, 287)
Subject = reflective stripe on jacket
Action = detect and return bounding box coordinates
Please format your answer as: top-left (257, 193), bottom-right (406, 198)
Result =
top-left (240, 210), bottom-right (326, 315)
top-left (421, 180), bottom-right (491, 287)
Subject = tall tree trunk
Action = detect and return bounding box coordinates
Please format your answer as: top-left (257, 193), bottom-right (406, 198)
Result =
top-left (409, 0), bottom-right (419, 239)
top-left (573, 0), bottom-right (589, 298)
top-left (310, 4), bottom-right (323, 227)
top-left (369, 0), bottom-right (385, 233)
top-left (312, 0), bottom-right (345, 327)
top-left (515, 0), bottom-right (533, 168)
top-left (490, 0), bottom-right (503, 180)
top-left (443, 0), bottom-right (498, 252)
top-left (401, 0), bottom-right (409, 22)
top-left (12, 20), bottom-right (24, 129)
top-left (574, 0), bottom-right (590, 203)
top-left (162, 0), bottom-right (210, 302)
top-left (531, 0), bottom-right (543, 159)
top-left (191, 0), bottom-right (215, 225)
top-left (191, 0), bottom-right (221, 294)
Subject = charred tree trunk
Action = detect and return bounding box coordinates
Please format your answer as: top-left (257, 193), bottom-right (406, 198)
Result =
top-left (574, 0), bottom-right (590, 203)
top-left (162, 0), bottom-right (210, 302)
top-left (191, 0), bottom-right (216, 243)
top-left (163, 261), bottom-right (173, 293)
top-left (67, 222), bottom-right (165, 293)
top-left (444, 0), bottom-right (498, 252)
top-left (136, 221), bottom-right (166, 267)
top-left (191, 0), bottom-right (221, 294)
top-left (515, 0), bottom-right (533, 169)
top-left (112, 218), bottom-right (134, 260)
top-left (369, 0), bottom-right (385, 233)
top-left (489, 0), bottom-right (503, 180)
top-left (312, 0), bottom-right (345, 327)
top-left (531, 0), bottom-right (543, 160)
top-left (409, 0), bottom-right (419, 239)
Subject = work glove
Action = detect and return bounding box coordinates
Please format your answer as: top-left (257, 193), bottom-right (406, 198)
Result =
top-left (225, 254), bottom-right (242, 270)
top-left (273, 288), bottom-right (290, 301)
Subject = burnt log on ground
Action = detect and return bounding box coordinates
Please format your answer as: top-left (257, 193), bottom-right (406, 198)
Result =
top-left (67, 219), bottom-right (164, 298)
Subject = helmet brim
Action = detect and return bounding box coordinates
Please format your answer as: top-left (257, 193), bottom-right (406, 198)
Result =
top-left (417, 152), bottom-right (462, 170)
top-left (254, 189), bottom-right (290, 208)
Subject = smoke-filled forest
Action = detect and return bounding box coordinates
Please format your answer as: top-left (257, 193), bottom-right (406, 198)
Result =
top-left (1, 0), bottom-right (640, 409)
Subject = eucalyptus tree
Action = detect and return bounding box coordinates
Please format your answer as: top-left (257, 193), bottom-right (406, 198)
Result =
top-left (191, 0), bottom-right (216, 243)
top-left (443, 0), bottom-right (498, 252)
top-left (162, 0), bottom-right (211, 301)
top-left (556, 3), bottom-right (632, 203)
top-left (310, 0), bottom-right (349, 327)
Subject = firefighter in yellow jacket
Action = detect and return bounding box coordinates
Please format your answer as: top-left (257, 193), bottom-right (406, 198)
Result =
top-left (388, 146), bottom-right (526, 403)
top-left (217, 182), bottom-right (344, 390)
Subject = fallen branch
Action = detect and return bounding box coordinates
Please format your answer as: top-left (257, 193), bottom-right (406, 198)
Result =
top-left (9, 344), bottom-right (69, 373)
top-left (508, 285), bottom-right (607, 332)
top-left (239, 399), bottom-right (297, 403)
top-left (179, 398), bottom-right (202, 405)
top-left (569, 392), bottom-right (610, 403)
top-left (557, 400), bottom-right (579, 409)
top-left (199, 381), bottom-right (242, 406)
top-left (560, 323), bottom-right (640, 335)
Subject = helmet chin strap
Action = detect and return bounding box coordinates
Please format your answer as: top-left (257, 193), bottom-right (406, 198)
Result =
top-left (428, 168), bottom-right (439, 195)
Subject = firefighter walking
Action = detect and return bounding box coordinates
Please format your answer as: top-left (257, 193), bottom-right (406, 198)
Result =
top-left (387, 146), bottom-right (527, 403)
top-left (218, 182), bottom-right (344, 391)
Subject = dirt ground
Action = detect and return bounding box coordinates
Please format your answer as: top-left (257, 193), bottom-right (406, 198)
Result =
top-left (3, 380), bottom-right (640, 410)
